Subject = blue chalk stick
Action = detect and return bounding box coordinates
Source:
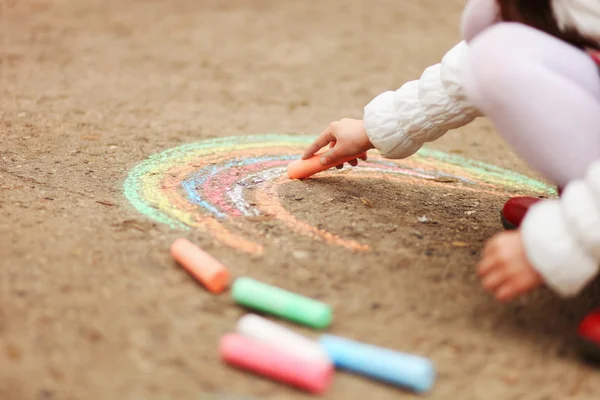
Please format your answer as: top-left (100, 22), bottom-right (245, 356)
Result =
top-left (319, 334), bottom-right (435, 393)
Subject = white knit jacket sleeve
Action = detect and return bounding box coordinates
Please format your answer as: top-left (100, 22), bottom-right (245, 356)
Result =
top-left (521, 161), bottom-right (600, 297)
top-left (363, 41), bottom-right (481, 159)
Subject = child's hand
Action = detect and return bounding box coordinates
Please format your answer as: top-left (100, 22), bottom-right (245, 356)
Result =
top-left (477, 231), bottom-right (543, 302)
top-left (302, 119), bottom-right (374, 167)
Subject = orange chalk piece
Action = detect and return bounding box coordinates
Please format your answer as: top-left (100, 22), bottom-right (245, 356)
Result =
top-left (287, 152), bottom-right (367, 179)
top-left (220, 333), bottom-right (334, 395)
top-left (170, 238), bottom-right (230, 294)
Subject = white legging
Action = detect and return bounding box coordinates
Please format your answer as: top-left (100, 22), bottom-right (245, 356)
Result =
top-left (462, 22), bottom-right (600, 188)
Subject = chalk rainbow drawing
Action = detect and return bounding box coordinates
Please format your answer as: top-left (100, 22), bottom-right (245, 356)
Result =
top-left (124, 134), bottom-right (555, 255)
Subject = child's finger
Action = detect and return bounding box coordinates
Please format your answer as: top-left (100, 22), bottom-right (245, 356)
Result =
top-left (348, 159), bottom-right (358, 167)
top-left (359, 154), bottom-right (368, 161)
top-left (481, 269), bottom-right (506, 291)
top-left (477, 256), bottom-right (496, 276)
top-left (513, 271), bottom-right (540, 292)
top-left (302, 129), bottom-right (335, 160)
top-left (482, 236), bottom-right (502, 258)
top-left (495, 283), bottom-right (517, 302)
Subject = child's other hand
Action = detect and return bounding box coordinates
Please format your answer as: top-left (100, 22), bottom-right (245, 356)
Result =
top-left (302, 119), bottom-right (374, 167)
top-left (477, 231), bottom-right (543, 302)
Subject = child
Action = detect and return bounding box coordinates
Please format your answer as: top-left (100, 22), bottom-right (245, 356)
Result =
top-left (302, 0), bottom-right (600, 302)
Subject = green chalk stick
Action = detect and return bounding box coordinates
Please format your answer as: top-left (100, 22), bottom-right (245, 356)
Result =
top-left (232, 277), bottom-right (332, 329)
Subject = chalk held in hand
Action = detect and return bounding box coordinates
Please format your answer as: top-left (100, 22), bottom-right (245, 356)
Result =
top-left (220, 333), bottom-right (334, 395)
top-left (237, 314), bottom-right (331, 364)
top-left (319, 334), bottom-right (436, 393)
top-left (170, 238), bottom-right (230, 294)
top-left (232, 277), bottom-right (332, 329)
top-left (287, 152), bottom-right (367, 179)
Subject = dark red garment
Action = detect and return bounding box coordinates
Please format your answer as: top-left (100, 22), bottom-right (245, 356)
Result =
top-left (579, 310), bottom-right (600, 343)
top-left (578, 310), bottom-right (600, 363)
top-left (589, 50), bottom-right (600, 66)
top-left (501, 197), bottom-right (542, 230)
top-left (501, 188), bottom-right (562, 230)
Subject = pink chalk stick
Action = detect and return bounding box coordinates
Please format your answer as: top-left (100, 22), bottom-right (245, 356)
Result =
top-left (287, 152), bottom-right (367, 179)
top-left (219, 333), bottom-right (334, 395)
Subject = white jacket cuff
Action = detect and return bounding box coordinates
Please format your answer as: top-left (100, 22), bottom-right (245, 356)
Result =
top-left (521, 199), bottom-right (599, 298)
top-left (363, 41), bottom-right (480, 160)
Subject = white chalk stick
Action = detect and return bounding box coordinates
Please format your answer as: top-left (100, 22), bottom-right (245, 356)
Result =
top-left (236, 314), bottom-right (331, 364)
